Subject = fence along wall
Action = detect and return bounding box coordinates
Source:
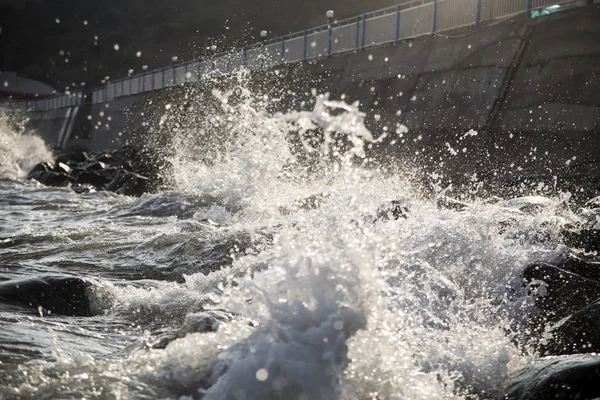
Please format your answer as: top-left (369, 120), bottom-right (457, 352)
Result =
top-left (11, 0), bottom-right (581, 112)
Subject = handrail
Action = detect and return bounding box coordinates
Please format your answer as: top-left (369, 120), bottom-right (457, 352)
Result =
top-left (3, 0), bottom-right (581, 112)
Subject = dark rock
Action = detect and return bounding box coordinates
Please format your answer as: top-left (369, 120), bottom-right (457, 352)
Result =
top-left (28, 170), bottom-right (72, 187)
top-left (26, 161), bottom-right (54, 177)
top-left (540, 301), bottom-right (600, 356)
top-left (75, 170), bottom-right (111, 188)
top-left (500, 354), bottom-right (600, 400)
top-left (559, 253), bottom-right (600, 282)
top-left (523, 263), bottom-right (600, 323)
top-left (106, 169), bottom-right (152, 197)
top-left (0, 276), bottom-right (98, 316)
top-left (562, 228), bottom-right (600, 252)
top-left (27, 146), bottom-right (166, 197)
top-left (93, 152), bottom-right (115, 164)
top-left (54, 161), bottom-right (72, 175)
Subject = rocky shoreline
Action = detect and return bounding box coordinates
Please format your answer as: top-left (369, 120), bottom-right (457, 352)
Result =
top-left (26, 147), bottom-right (166, 196)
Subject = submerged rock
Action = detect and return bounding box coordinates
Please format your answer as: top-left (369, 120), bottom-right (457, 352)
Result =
top-left (0, 275), bottom-right (98, 316)
top-left (500, 354), bottom-right (600, 400)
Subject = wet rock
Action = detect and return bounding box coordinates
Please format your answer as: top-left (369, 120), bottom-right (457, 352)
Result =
top-left (500, 354), bottom-right (600, 400)
top-left (0, 276), bottom-right (97, 316)
top-left (561, 228), bottom-right (600, 252)
top-left (541, 301), bottom-right (600, 356)
top-left (27, 146), bottom-right (165, 197)
top-left (523, 263), bottom-right (600, 323)
top-left (28, 170), bottom-right (72, 187)
top-left (559, 253), bottom-right (600, 282)
top-left (26, 161), bottom-right (54, 176)
top-left (106, 169), bottom-right (152, 197)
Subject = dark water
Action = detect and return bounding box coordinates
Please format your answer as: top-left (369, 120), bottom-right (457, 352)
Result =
top-left (0, 96), bottom-right (598, 399)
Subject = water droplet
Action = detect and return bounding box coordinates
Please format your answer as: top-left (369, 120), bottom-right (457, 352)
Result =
top-left (136, 51), bottom-right (142, 57)
top-left (113, 44), bottom-right (120, 51)
top-left (256, 368), bottom-right (268, 381)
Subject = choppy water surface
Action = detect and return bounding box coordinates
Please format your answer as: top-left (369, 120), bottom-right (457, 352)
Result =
top-left (0, 89), bottom-right (591, 399)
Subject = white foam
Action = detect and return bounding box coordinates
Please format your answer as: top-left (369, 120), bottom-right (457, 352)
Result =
top-left (0, 110), bottom-right (53, 179)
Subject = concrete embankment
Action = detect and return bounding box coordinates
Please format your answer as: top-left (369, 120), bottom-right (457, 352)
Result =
top-left (27, 4), bottom-right (600, 195)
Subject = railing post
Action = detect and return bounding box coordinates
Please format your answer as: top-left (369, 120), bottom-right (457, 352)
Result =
top-left (526, 0), bottom-right (533, 17)
top-left (394, 4), bottom-right (401, 44)
top-left (355, 16), bottom-right (360, 50)
top-left (113, 83), bottom-right (117, 99)
top-left (281, 37), bottom-right (286, 62)
top-left (242, 47), bottom-right (247, 66)
top-left (162, 69), bottom-right (165, 88)
top-left (303, 30), bottom-right (308, 62)
top-left (328, 24), bottom-right (332, 57)
top-left (129, 76), bottom-right (132, 94)
top-left (173, 66), bottom-right (176, 86)
top-left (475, 0), bottom-right (482, 30)
top-left (361, 14), bottom-right (367, 50)
top-left (184, 64), bottom-right (189, 82)
top-left (432, 0), bottom-right (438, 34)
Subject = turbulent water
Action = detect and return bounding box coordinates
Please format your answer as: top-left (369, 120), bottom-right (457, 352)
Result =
top-left (0, 86), bottom-right (589, 399)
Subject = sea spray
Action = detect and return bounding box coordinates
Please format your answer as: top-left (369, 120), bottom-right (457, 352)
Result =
top-left (0, 111), bottom-right (53, 179)
top-left (0, 77), bottom-right (582, 399)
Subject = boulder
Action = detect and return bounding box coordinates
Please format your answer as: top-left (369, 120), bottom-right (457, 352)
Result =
top-left (558, 253), bottom-right (600, 282)
top-left (500, 354), bottom-right (600, 400)
top-left (28, 170), bottom-right (72, 187)
top-left (540, 301), bottom-right (600, 356)
top-left (0, 276), bottom-right (97, 316)
top-left (523, 263), bottom-right (600, 323)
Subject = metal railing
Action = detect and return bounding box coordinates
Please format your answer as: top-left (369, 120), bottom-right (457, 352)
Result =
top-left (5, 0), bottom-right (581, 112)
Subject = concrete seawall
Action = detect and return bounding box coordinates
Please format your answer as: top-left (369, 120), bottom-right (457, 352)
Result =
top-left (27, 4), bottom-right (600, 195)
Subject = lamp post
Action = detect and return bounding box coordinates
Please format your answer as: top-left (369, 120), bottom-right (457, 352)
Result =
top-left (326, 10), bottom-right (334, 56)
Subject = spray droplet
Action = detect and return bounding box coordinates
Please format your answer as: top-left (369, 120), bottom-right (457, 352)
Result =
top-left (83, 20), bottom-right (88, 25)
top-left (368, 54), bottom-right (374, 61)
top-left (255, 369), bottom-right (268, 381)
top-left (165, 104), bottom-right (172, 110)
top-left (113, 44), bottom-right (120, 51)
top-left (136, 51), bottom-right (142, 57)
top-left (55, 18), bottom-right (60, 24)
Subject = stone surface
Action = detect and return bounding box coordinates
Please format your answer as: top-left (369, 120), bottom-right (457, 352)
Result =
top-left (500, 354), bottom-right (600, 400)
top-left (523, 263), bottom-right (600, 323)
top-left (541, 301), bottom-right (600, 356)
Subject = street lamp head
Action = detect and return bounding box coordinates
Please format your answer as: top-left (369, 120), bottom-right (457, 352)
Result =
top-left (260, 30), bottom-right (268, 38)
top-left (326, 10), bottom-right (335, 19)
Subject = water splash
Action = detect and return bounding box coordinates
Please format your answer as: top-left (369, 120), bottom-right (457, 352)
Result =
top-left (0, 75), bottom-right (584, 399)
top-left (0, 110), bottom-right (53, 179)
